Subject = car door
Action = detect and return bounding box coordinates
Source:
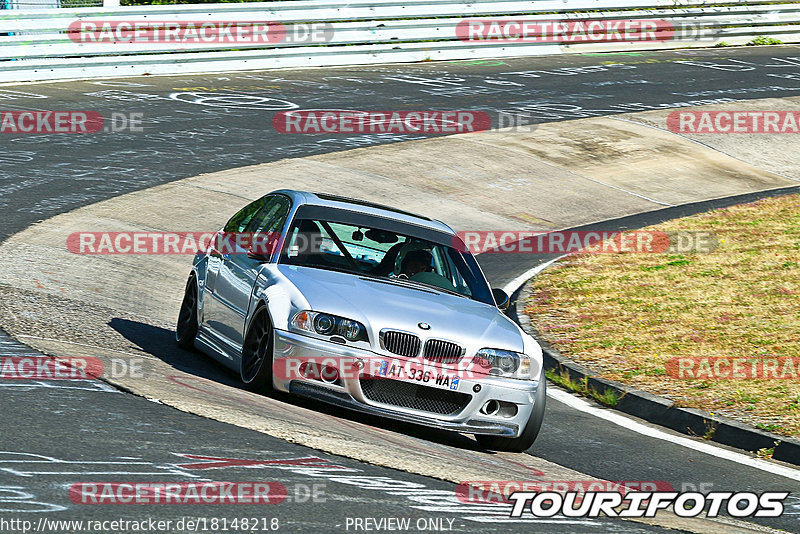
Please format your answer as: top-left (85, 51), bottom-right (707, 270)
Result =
top-left (204, 195), bottom-right (291, 350)
top-left (202, 195), bottom-right (271, 338)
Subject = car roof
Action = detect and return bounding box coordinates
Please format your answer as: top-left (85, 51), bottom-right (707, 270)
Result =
top-left (273, 190), bottom-right (455, 235)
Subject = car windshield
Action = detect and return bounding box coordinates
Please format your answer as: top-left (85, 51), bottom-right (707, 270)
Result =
top-left (279, 216), bottom-right (494, 305)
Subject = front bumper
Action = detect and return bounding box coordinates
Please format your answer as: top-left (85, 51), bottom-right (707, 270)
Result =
top-left (272, 329), bottom-right (542, 437)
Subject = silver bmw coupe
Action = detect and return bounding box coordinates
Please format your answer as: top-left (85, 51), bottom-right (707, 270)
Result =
top-left (176, 190), bottom-right (545, 451)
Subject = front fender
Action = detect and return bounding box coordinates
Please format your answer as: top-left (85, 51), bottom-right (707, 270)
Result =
top-left (243, 265), bottom-right (311, 345)
top-left (191, 253), bottom-right (209, 319)
top-left (522, 332), bottom-right (545, 382)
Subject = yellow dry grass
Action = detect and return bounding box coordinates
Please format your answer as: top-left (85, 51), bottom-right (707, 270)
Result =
top-left (525, 193), bottom-right (800, 436)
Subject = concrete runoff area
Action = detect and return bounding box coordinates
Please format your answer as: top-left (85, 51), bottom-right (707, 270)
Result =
top-left (0, 98), bottom-right (798, 533)
top-left (626, 96), bottom-right (800, 181)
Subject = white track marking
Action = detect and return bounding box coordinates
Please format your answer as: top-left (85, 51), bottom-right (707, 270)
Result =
top-left (549, 388), bottom-right (800, 482)
top-left (502, 256), bottom-right (564, 296)
top-left (0, 381), bottom-right (118, 393)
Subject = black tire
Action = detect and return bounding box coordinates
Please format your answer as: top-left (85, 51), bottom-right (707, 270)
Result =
top-left (240, 305), bottom-right (274, 392)
top-left (176, 275), bottom-right (199, 350)
top-left (475, 371), bottom-right (546, 453)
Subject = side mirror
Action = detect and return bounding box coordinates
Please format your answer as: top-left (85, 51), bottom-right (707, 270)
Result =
top-left (492, 288), bottom-right (510, 311)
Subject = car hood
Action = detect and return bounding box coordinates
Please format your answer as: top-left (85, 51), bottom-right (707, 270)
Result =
top-left (277, 265), bottom-right (523, 353)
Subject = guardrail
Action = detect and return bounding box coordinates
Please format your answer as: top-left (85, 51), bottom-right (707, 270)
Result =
top-left (1, 0), bottom-right (800, 83)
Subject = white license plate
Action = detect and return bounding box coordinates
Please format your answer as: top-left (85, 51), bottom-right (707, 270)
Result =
top-left (375, 359), bottom-right (461, 391)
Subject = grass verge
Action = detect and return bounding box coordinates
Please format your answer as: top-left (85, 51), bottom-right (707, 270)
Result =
top-left (545, 368), bottom-right (621, 407)
top-left (526, 193), bottom-right (800, 436)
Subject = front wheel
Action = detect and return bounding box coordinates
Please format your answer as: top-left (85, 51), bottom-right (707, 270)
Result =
top-left (240, 305), bottom-right (274, 392)
top-left (176, 275), bottom-right (199, 350)
top-left (475, 371), bottom-right (546, 452)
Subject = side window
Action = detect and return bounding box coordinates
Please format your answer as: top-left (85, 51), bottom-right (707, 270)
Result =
top-left (245, 196), bottom-right (290, 234)
top-left (245, 196), bottom-right (291, 257)
top-left (223, 196), bottom-right (271, 233)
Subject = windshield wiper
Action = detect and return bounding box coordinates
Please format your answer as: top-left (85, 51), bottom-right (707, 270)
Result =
top-left (359, 276), bottom-right (439, 295)
top-left (403, 279), bottom-right (467, 299)
top-left (366, 275), bottom-right (467, 299)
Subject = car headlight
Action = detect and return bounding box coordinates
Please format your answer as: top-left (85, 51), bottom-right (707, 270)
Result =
top-left (473, 348), bottom-right (532, 380)
top-left (291, 311), bottom-right (369, 342)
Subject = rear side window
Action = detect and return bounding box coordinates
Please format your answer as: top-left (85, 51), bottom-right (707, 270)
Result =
top-left (245, 196), bottom-right (291, 234)
top-left (223, 196), bottom-right (271, 233)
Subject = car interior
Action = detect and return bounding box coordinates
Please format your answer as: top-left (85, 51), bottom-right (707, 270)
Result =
top-left (282, 218), bottom-right (473, 298)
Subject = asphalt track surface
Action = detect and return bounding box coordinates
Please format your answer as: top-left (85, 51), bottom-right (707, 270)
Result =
top-left (2, 46), bottom-right (800, 532)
